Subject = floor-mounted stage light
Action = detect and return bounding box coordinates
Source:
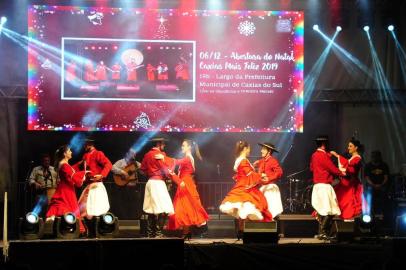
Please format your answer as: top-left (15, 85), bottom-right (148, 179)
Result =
top-left (55, 212), bottom-right (80, 239)
top-left (19, 212), bottom-right (44, 240)
top-left (96, 212), bottom-right (119, 238)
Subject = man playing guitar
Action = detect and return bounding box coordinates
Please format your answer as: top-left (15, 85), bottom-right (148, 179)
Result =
top-left (112, 149), bottom-right (141, 187)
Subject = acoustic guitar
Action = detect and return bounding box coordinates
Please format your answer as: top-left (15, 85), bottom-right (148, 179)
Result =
top-left (113, 163), bottom-right (139, 186)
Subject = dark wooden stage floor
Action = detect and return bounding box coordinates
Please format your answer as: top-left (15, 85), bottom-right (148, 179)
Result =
top-left (1, 214), bottom-right (403, 269)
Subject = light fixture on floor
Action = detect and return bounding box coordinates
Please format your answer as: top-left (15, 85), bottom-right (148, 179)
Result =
top-left (96, 212), bottom-right (119, 238)
top-left (19, 212), bottom-right (44, 240)
top-left (55, 212), bottom-right (80, 239)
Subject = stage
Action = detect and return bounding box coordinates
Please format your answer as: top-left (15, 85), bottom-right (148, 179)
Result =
top-left (1, 213), bottom-right (404, 270)
top-left (1, 236), bottom-right (403, 270)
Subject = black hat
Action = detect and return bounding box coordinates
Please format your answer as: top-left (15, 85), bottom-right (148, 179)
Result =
top-left (258, 142), bottom-right (279, 153)
top-left (150, 137), bottom-right (169, 142)
top-left (315, 135), bottom-right (329, 142)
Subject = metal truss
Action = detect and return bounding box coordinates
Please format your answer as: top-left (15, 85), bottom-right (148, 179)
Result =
top-left (0, 85), bottom-right (27, 99)
top-left (311, 89), bottom-right (406, 104)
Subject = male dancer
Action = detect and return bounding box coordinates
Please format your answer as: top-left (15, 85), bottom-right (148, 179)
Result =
top-left (255, 142), bottom-right (284, 218)
top-left (310, 135), bottom-right (344, 240)
top-left (140, 137), bottom-right (175, 238)
top-left (78, 138), bottom-right (112, 234)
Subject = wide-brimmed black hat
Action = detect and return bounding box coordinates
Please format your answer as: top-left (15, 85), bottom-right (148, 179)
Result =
top-left (258, 142), bottom-right (279, 153)
top-left (315, 135), bottom-right (329, 142)
top-left (150, 137), bottom-right (169, 142)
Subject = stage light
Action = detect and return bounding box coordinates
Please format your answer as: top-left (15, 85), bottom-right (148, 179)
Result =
top-left (362, 214), bottom-right (371, 223)
top-left (55, 212), bottom-right (80, 239)
top-left (363, 26), bottom-right (369, 32)
top-left (388, 25), bottom-right (394, 31)
top-left (312, 24), bottom-right (319, 31)
top-left (96, 212), bottom-right (119, 238)
top-left (0, 16), bottom-right (6, 24)
top-left (336, 26), bottom-right (342, 32)
top-left (19, 212), bottom-right (44, 240)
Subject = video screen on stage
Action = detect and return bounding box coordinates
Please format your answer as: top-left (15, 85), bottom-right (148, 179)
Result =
top-left (28, 5), bottom-right (304, 132)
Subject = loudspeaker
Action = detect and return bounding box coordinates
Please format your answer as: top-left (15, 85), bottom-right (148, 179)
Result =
top-left (243, 221), bottom-right (278, 244)
top-left (333, 219), bottom-right (357, 242)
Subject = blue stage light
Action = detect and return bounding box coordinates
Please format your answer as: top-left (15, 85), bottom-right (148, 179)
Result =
top-left (388, 25), bottom-right (394, 31)
top-left (362, 214), bottom-right (372, 223)
top-left (363, 26), bottom-right (369, 32)
top-left (26, 212), bottom-right (39, 224)
top-left (0, 16), bottom-right (6, 24)
top-left (336, 26), bottom-right (342, 32)
top-left (312, 24), bottom-right (319, 31)
top-left (63, 212), bottom-right (77, 224)
top-left (102, 213), bottom-right (115, 225)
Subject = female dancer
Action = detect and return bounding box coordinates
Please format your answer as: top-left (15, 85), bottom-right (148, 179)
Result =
top-left (331, 138), bottom-right (364, 220)
top-left (219, 141), bottom-right (272, 237)
top-left (167, 139), bottom-right (209, 239)
top-left (46, 145), bottom-right (88, 233)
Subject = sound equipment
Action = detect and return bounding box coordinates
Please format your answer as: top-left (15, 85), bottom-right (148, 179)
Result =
top-left (333, 219), bottom-right (357, 242)
top-left (243, 221), bottom-right (279, 244)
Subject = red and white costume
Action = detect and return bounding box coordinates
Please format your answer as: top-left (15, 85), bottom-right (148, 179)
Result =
top-left (146, 64), bottom-right (156, 81)
top-left (167, 155), bottom-right (209, 230)
top-left (126, 62), bottom-right (138, 81)
top-left (175, 63), bottom-right (189, 80)
top-left (219, 157), bottom-right (272, 221)
top-left (334, 154), bottom-right (363, 219)
top-left (95, 63), bottom-right (107, 81)
top-left (310, 148), bottom-right (342, 216)
top-left (84, 62), bottom-right (95, 82)
top-left (111, 64), bottom-right (122, 80)
top-left (157, 63), bottom-right (169, 80)
top-left (46, 163), bottom-right (86, 232)
top-left (78, 149), bottom-right (112, 217)
top-left (256, 156), bottom-right (284, 218)
top-left (140, 147), bottom-right (174, 215)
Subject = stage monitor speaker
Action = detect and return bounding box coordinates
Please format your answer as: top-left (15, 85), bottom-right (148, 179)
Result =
top-left (243, 221), bottom-right (278, 244)
top-left (333, 219), bottom-right (357, 242)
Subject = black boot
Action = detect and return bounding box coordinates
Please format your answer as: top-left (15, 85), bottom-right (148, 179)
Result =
top-left (156, 214), bottom-right (167, 238)
top-left (147, 214), bottom-right (157, 238)
top-left (197, 223), bottom-right (208, 238)
top-left (235, 219), bottom-right (244, 240)
top-left (320, 215), bottom-right (333, 240)
top-left (316, 215), bottom-right (326, 240)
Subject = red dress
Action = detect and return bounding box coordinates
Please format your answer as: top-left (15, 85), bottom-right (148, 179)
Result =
top-left (334, 155), bottom-right (363, 219)
top-left (96, 64), bottom-right (107, 81)
top-left (220, 158), bottom-right (272, 221)
top-left (168, 155), bottom-right (209, 230)
top-left (46, 163), bottom-right (86, 232)
top-left (84, 62), bottom-right (95, 82)
top-left (111, 64), bottom-right (122, 80)
top-left (126, 63), bottom-right (138, 81)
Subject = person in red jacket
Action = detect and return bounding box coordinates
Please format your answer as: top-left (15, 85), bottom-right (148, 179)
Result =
top-left (310, 135), bottom-right (344, 240)
top-left (77, 138), bottom-right (112, 234)
top-left (140, 137), bottom-right (175, 238)
top-left (219, 141), bottom-right (273, 239)
top-left (330, 138), bottom-right (364, 220)
top-left (46, 145), bottom-right (88, 233)
top-left (254, 142), bottom-right (284, 219)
